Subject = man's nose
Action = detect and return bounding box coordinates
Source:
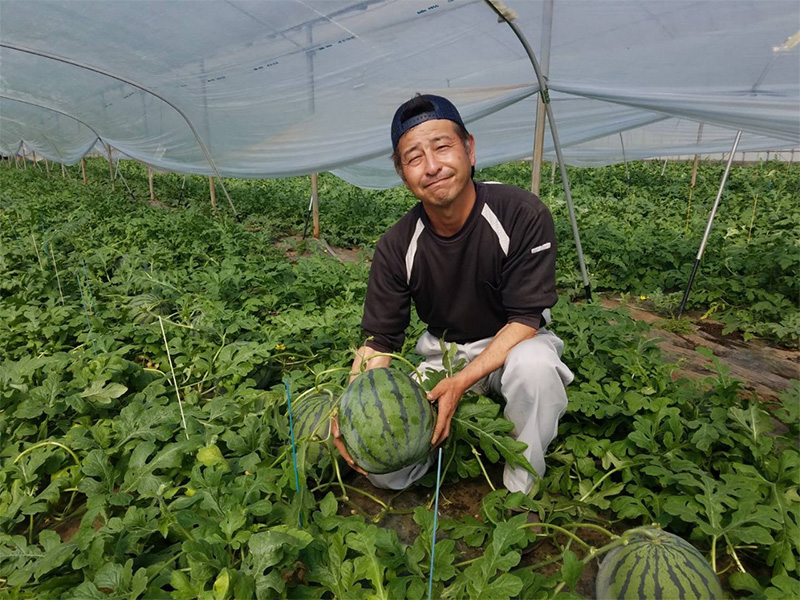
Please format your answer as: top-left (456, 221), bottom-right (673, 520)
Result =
top-left (423, 151), bottom-right (441, 175)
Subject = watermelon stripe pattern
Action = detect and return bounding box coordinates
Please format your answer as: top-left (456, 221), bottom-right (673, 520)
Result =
top-left (291, 392), bottom-right (334, 465)
top-left (596, 528), bottom-right (723, 600)
top-left (338, 367), bottom-right (435, 474)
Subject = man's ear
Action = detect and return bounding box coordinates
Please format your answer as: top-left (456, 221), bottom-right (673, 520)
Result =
top-left (468, 134), bottom-right (476, 166)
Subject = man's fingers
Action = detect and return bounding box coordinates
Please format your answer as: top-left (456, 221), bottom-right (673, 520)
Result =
top-left (334, 438), bottom-right (365, 475)
top-left (432, 424), bottom-right (450, 447)
top-left (332, 417), bottom-right (368, 475)
top-left (431, 412), bottom-right (446, 446)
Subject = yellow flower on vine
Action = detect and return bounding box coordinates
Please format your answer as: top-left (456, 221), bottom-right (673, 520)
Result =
top-left (639, 295), bottom-right (647, 300)
top-left (275, 343), bottom-right (286, 351)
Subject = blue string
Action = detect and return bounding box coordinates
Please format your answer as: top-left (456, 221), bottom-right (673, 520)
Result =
top-left (427, 447), bottom-right (443, 600)
top-left (285, 378), bottom-right (303, 528)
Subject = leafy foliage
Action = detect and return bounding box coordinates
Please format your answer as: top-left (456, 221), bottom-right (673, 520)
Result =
top-left (0, 159), bottom-right (797, 598)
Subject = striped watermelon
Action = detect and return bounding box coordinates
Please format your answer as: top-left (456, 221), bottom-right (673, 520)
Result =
top-left (338, 367), bottom-right (435, 474)
top-left (291, 391), bottom-right (334, 465)
top-left (595, 528), bottom-right (723, 600)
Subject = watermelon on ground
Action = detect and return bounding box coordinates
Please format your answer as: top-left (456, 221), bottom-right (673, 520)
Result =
top-left (290, 390), bottom-right (335, 466)
top-left (595, 527), bottom-right (723, 600)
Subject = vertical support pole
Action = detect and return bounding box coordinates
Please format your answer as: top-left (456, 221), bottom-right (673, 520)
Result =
top-left (44, 157), bottom-right (50, 177)
top-left (80, 158), bottom-right (87, 184)
top-left (677, 131), bottom-right (742, 316)
top-left (531, 0), bottom-right (553, 196)
top-left (619, 133), bottom-right (629, 182)
top-left (148, 167), bottom-right (155, 202)
top-left (32, 151), bottom-right (40, 169)
top-left (22, 150), bottom-right (27, 169)
top-left (690, 154), bottom-right (700, 187)
top-left (209, 176), bottom-right (217, 214)
top-left (61, 163), bottom-right (66, 178)
top-left (686, 123), bottom-right (704, 231)
top-left (106, 143), bottom-right (115, 189)
top-left (311, 173), bottom-right (320, 239)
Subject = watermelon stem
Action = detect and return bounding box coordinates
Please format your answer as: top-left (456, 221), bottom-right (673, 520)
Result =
top-left (560, 522), bottom-right (616, 538)
top-left (584, 525), bottom-right (655, 562)
top-left (426, 441), bottom-right (457, 509)
top-left (313, 367), bottom-right (349, 391)
top-left (337, 497), bottom-right (371, 519)
top-left (527, 551), bottom-right (570, 572)
top-left (548, 525), bottom-right (662, 597)
top-left (340, 484), bottom-right (389, 509)
top-left (726, 538), bottom-right (746, 573)
top-left (470, 444), bottom-right (496, 492)
top-left (577, 461), bottom-right (636, 503)
top-left (329, 447), bottom-right (348, 500)
top-left (523, 522), bottom-right (593, 549)
top-left (356, 351), bottom-right (424, 383)
top-left (711, 535), bottom-right (718, 572)
top-left (373, 488), bottom-right (418, 522)
top-left (267, 446), bottom-right (290, 470)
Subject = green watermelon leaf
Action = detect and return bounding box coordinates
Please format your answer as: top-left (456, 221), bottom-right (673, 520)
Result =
top-left (560, 549), bottom-right (584, 590)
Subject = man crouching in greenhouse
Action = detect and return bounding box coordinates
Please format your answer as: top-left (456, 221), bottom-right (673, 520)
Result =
top-left (332, 94), bottom-right (574, 496)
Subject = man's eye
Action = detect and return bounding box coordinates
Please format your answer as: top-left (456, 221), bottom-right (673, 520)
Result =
top-left (406, 155), bottom-right (422, 165)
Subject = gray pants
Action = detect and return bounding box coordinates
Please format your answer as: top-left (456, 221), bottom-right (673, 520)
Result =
top-left (367, 328), bottom-right (574, 495)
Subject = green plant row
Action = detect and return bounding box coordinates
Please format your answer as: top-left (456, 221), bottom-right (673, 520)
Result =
top-left (62, 157), bottom-right (798, 346)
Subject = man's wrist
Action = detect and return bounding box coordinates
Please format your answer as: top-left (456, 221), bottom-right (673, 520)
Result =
top-left (451, 370), bottom-right (476, 394)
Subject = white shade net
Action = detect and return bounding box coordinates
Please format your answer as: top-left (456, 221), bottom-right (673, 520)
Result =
top-left (1, 0), bottom-right (797, 188)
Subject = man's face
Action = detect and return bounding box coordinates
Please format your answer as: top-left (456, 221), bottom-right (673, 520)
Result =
top-left (396, 119), bottom-right (475, 209)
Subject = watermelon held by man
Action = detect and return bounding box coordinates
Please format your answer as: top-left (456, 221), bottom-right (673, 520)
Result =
top-left (336, 367), bottom-right (435, 475)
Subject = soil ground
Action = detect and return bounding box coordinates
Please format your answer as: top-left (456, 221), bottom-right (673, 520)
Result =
top-left (597, 296), bottom-right (798, 405)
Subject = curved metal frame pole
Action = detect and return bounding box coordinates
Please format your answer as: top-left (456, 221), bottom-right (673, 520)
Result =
top-left (1, 42), bottom-right (240, 219)
top-left (677, 130), bottom-right (742, 316)
top-left (483, 1), bottom-right (592, 300)
top-left (1, 94), bottom-right (103, 158)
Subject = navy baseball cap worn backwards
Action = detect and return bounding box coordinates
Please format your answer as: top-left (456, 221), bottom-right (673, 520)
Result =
top-left (391, 94), bottom-right (466, 150)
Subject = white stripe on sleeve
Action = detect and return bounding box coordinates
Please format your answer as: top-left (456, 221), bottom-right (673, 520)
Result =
top-left (405, 218), bottom-right (425, 284)
top-left (480, 204), bottom-right (510, 256)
